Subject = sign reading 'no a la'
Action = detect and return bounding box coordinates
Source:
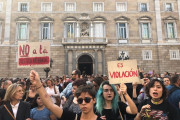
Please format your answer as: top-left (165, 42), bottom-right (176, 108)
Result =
top-left (108, 60), bottom-right (140, 84)
top-left (18, 42), bottom-right (50, 68)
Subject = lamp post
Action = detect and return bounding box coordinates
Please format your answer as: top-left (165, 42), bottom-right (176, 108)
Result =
top-left (44, 58), bottom-right (53, 78)
top-left (117, 51), bottom-right (129, 60)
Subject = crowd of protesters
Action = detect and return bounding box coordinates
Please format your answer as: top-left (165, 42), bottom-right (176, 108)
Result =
top-left (0, 68), bottom-right (179, 120)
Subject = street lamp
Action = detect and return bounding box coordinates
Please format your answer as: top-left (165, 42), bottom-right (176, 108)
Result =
top-left (117, 51), bottom-right (129, 60)
top-left (44, 58), bottom-right (53, 78)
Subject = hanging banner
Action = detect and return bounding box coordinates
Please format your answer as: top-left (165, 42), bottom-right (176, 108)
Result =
top-left (18, 42), bottom-right (50, 68)
top-left (108, 60), bottom-right (140, 84)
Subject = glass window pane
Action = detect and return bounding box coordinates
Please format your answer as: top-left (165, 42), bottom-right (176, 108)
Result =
top-left (141, 3), bottom-right (147, 11)
top-left (142, 23), bottom-right (149, 39)
top-left (67, 23), bottom-right (74, 38)
top-left (21, 3), bottom-right (27, 12)
top-left (19, 23), bottom-right (27, 39)
top-left (167, 23), bottom-right (175, 38)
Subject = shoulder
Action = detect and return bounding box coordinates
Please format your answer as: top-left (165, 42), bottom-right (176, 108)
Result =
top-left (30, 107), bottom-right (37, 113)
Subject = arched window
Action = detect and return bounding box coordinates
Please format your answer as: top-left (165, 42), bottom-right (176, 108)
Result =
top-left (39, 16), bottom-right (54, 40)
top-left (15, 16), bottom-right (31, 40)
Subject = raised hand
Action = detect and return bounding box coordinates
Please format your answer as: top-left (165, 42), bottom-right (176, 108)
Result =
top-left (120, 83), bottom-right (127, 95)
top-left (29, 70), bottom-right (41, 87)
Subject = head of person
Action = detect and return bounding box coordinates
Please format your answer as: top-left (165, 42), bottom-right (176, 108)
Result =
top-left (3, 80), bottom-right (12, 90)
top-left (92, 77), bottom-right (104, 92)
top-left (46, 79), bottom-right (54, 87)
top-left (3, 83), bottom-right (24, 102)
top-left (143, 78), bottom-right (150, 86)
top-left (145, 79), bottom-right (167, 100)
top-left (171, 74), bottom-right (180, 87)
top-left (72, 79), bottom-right (87, 96)
top-left (96, 81), bottom-right (119, 115)
top-left (29, 82), bottom-right (36, 91)
top-left (54, 79), bottom-right (59, 85)
top-left (163, 76), bottom-right (171, 86)
top-left (71, 69), bottom-right (81, 81)
top-left (75, 85), bottom-right (96, 114)
top-left (32, 94), bottom-right (43, 108)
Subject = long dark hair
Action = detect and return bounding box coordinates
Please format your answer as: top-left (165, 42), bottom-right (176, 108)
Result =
top-left (32, 93), bottom-right (40, 108)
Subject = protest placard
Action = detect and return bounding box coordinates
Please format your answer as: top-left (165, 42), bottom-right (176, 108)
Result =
top-left (108, 60), bottom-right (140, 84)
top-left (18, 42), bottom-right (50, 68)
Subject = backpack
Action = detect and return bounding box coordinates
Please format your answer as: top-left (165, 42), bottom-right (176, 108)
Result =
top-left (168, 85), bottom-right (180, 95)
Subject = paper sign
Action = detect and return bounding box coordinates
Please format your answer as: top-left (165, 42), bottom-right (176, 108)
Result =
top-left (108, 60), bottom-right (140, 84)
top-left (18, 42), bottom-right (50, 68)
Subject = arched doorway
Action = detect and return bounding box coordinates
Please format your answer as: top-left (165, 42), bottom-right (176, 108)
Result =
top-left (78, 55), bottom-right (93, 75)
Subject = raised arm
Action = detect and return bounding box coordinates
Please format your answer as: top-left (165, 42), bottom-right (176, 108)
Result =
top-left (29, 70), bottom-right (63, 118)
top-left (119, 83), bottom-right (138, 114)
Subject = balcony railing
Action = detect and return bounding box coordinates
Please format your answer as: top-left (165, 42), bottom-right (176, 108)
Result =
top-left (62, 37), bottom-right (108, 45)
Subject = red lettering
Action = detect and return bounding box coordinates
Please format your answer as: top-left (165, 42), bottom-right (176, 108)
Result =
top-left (109, 72), bottom-right (115, 78)
top-left (19, 56), bottom-right (49, 66)
top-left (19, 45), bottom-right (30, 57)
top-left (40, 45), bottom-right (42, 54)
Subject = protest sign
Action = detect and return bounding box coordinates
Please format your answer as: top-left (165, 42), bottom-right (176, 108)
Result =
top-left (18, 42), bottom-right (50, 68)
top-left (108, 60), bottom-right (140, 84)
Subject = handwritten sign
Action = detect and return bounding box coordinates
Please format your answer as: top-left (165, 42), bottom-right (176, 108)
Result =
top-left (108, 60), bottom-right (140, 84)
top-left (18, 42), bottom-right (50, 68)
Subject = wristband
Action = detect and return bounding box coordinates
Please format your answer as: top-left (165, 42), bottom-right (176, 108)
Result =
top-left (36, 84), bottom-right (43, 89)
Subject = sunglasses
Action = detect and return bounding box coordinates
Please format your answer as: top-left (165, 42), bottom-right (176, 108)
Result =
top-left (77, 97), bottom-right (92, 104)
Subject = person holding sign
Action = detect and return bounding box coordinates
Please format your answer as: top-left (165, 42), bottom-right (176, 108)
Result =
top-left (134, 79), bottom-right (179, 120)
top-left (95, 81), bottom-right (138, 120)
top-left (29, 70), bottom-right (102, 120)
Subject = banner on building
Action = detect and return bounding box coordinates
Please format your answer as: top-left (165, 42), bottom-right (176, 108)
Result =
top-left (107, 60), bottom-right (140, 84)
top-left (18, 42), bottom-right (50, 68)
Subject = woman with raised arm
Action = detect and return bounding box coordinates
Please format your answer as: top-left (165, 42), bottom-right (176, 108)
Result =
top-left (95, 81), bottom-right (138, 120)
top-left (30, 70), bottom-right (102, 120)
top-left (134, 79), bottom-right (180, 120)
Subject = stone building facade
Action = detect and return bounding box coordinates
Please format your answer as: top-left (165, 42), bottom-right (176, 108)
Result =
top-left (0, 0), bottom-right (180, 78)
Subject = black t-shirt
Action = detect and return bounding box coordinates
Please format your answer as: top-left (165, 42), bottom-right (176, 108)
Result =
top-left (59, 109), bottom-right (102, 120)
top-left (138, 99), bottom-right (180, 120)
top-left (95, 101), bottom-right (127, 120)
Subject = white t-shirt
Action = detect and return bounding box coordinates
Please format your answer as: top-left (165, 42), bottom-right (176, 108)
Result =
top-left (46, 86), bottom-right (60, 104)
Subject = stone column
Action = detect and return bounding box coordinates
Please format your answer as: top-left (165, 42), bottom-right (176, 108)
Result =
top-left (102, 49), bottom-right (105, 75)
top-left (72, 50), bottom-right (76, 71)
top-left (76, 22), bottom-right (80, 42)
top-left (4, 0), bottom-right (12, 44)
top-left (94, 49), bottom-right (98, 75)
top-left (178, 0), bottom-right (180, 20)
top-left (64, 50), bottom-right (69, 75)
top-left (90, 22), bottom-right (93, 42)
top-left (155, 0), bottom-right (163, 41)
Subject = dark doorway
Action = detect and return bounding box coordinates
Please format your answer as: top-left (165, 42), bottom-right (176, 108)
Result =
top-left (78, 55), bottom-right (93, 75)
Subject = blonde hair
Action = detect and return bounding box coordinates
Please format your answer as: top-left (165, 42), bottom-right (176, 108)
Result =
top-left (3, 83), bottom-right (23, 102)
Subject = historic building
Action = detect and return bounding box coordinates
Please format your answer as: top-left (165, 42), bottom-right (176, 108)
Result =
top-left (0, 0), bottom-right (180, 78)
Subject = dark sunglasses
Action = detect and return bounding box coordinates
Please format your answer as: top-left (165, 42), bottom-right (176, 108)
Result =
top-left (77, 97), bottom-right (92, 104)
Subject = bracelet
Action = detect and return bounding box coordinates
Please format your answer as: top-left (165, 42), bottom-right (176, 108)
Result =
top-left (123, 92), bottom-right (127, 95)
top-left (36, 84), bottom-right (43, 89)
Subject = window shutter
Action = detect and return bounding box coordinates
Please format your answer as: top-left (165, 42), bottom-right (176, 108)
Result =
top-left (16, 23), bottom-right (19, 39)
top-left (125, 23), bottom-right (128, 39)
top-left (138, 3), bottom-right (141, 11)
top-left (164, 2), bottom-right (166, 11)
top-left (141, 23), bottom-right (145, 38)
top-left (148, 23), bottom-right (152, 38)
top-left (165, 23), bottom-right (168, 38)
top-left (18, 3), bottom-right (20, 11)
top-left (139, 23), bottom-right (142, 39)
top-left (172, 3), bottom-right (174, 11)
top-left (147, 3), bottom-right (149, 11)
top-left (27, 23), bottom-right (29, 39)
top-left (174, 22), bottom-right (177, 38)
